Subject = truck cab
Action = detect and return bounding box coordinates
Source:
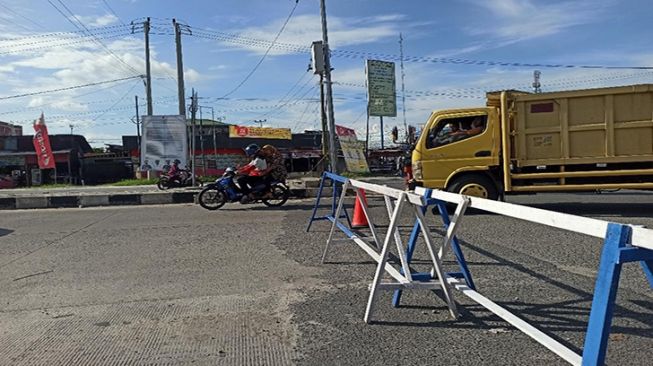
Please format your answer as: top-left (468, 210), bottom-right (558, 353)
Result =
top-left (412, 107), bottom-right (502, 199)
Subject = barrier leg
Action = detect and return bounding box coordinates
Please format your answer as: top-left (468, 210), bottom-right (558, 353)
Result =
top-left (364, 193), bottom-right (407, 324)
top-left (581, 223), bottom-right (630, 366)
top-left (392, 212), bottom-right (424, 307)
top-left (383, 196), bottom-right (413, 282)
top-left (436, 197), bottom-right (470, 261)
top-left (306, 173), bottom-right (327, 232)
top-left (322, 180), bottom-right (350, 264)
top-left (435, 201), bottom-right (476, 290)
top-left (414, 204), bottom-right (459, 319)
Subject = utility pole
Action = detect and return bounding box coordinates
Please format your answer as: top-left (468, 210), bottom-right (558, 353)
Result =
top-left (399, 33), bottom-right (408, 142)
top-left (173, 19), bottom-right (191, 117)
top-left (253, 119), bottom-right (266, 128)
top-left (134, 95), bottom-right (141, 168)
top-left (144, 18), bottom-right (153, 115)
top-left (199, 105), bottom-right (206, 177)
top-left (132, 19), bottom-right (153, 115)
top-left (319, 0), bottom-right (338, 173)
top-left (69, 124), bottom-right (74, 135)
top-left (211, 109), bottom-right (217, 165)
top-left (200, 106), bottom-right (217, 167)
top-left (365, 111), bottom-right (370, 156)
top-left (189, 89), bottom-right (198, 186)
top-left (319, 73), bottom-right (328, 164)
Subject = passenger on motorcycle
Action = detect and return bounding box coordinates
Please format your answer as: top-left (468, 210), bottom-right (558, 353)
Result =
top-left (237, 144), bottom-right (270, 203)
top-left (259, 144), bottom-right (287, 184)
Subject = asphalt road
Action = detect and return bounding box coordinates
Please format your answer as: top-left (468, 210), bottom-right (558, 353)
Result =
top-left (0, 189), bottom-right (651, 365)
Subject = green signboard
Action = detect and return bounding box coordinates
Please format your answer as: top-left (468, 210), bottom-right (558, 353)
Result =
top-left (366, 60), bottom-right (397, 117)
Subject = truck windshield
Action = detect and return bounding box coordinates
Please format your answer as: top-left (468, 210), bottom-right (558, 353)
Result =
top-left (426, 115), bottom-right (487, 149)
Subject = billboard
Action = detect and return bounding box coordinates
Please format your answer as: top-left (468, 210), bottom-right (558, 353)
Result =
top-left (141, 115), bottom-right (187, 171)
top-left (229, 125), bottom-right (292, 140)
top-left (336, 125), bottom-right (369, 173)
top-left (366, 60), bottom-right (397, 117)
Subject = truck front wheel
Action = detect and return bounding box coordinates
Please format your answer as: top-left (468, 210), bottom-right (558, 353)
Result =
top-left (448, 174), bottom-right (499, 200)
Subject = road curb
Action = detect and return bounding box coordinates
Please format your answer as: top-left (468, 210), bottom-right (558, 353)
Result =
top-left (0, 183), bottom-right (394, 210)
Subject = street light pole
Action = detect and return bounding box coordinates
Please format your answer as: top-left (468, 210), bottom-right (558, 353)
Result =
top-left (319, 0), bottom-right (338, 173)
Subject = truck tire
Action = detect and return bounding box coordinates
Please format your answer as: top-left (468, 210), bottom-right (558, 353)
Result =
top-left (448, 174), bottom-right (499, 200)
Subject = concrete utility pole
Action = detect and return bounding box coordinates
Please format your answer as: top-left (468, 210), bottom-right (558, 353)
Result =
top-left (134, 95), bottom-right (141, 167)
top-left (143, 17), bottom-right (153, 116)
top-left (132, 18), bottom-right (153, 116)
top-left (319, 0), bottom-right (338, 173)
top-left (173, 19), bottom-right (189, 117)
top-left (190, 89), bottom-right (198, 186)
top-left (253, 119), bottom-right (266, 128)
top-left (319, 73), bottom-right (328, 162)
top-left (199, 106), bottom-right (206, 176)
top-left (144, 18), bottom-right (153, 116)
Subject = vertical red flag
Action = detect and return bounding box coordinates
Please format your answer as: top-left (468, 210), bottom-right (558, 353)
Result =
top-left (32, 113), bottom-right (56, 169)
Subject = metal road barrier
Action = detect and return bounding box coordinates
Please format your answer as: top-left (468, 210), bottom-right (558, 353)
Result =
top-left (306, 172), bottom-right (653, 366)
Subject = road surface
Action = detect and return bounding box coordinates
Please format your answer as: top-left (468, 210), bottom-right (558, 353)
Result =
top-left (0, 190), bottom-right (651, 365)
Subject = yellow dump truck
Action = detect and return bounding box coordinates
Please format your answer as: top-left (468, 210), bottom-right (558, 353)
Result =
top-left (411, 84), bottom-right (653, 199)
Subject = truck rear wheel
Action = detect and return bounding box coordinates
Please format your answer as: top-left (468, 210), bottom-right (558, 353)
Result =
top-left (448, 174), bottom-right (499, 200)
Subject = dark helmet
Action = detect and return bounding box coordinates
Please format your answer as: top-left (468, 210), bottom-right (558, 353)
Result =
top-left (244, 143), bottom-right (260, 157)
top-left (173, 159), bottom-right (181, 165)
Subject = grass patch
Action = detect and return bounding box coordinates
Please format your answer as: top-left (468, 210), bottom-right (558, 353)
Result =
top-left (340, 171), bottom-right (375, 178)
top-left (32, 183), bottom-right (71, 189)
top-left (109, 178), bottom-right (158, 186)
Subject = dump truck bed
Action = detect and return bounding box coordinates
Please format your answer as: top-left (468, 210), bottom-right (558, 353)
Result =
top-left (503, 84), bottom-right (653, 167)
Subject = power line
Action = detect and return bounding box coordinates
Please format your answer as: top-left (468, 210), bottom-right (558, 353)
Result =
top-left (47, 0), bottom-right (140, 75)
top-left (253, 71), bottom-right (313, 119)
top-left (0, 23), bottom-right (129, 42)
top-left (100, 0), bottom-right (126, 26)
top-left (0, 32), bottom-right (133, 55)
top-left (91, 80), bottom-right (140, 121)
top-left (0, 75), bottom-right (143, 101)
top-left (217, 0), bottom-right (300, 99)
top-left (0, 78), bottom-right (152, 116)
top-left (0, 1), bottom-right (45, 30)
top-left (0, 27), bottom-right (133, 50)
top-left (190, 26), bottom-right (653, 71)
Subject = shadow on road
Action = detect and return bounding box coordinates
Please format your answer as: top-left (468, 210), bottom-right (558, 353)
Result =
top-left (366, 235), bottom-right (652, 355)
top-left (0, 228), bottom-right (13, 237)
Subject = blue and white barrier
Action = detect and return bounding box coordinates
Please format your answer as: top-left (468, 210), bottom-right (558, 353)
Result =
top-left (307, 174), bottom-right (653, 366)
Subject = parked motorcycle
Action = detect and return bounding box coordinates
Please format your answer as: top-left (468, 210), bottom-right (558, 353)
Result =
top-left (198, 167), bottom-right (290, 210)
top-left (157, 170), bottom-right (198, 190)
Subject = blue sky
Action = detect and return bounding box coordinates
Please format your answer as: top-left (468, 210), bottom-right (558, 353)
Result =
top-left (1, 0), bottom-right (652, 147)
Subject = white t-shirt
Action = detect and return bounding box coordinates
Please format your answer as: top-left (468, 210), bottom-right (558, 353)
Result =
top-left (250, 157), bottom-right (267, 171)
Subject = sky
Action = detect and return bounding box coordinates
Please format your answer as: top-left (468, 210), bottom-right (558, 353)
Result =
top-left (1, 0), bottom-right (653, 147)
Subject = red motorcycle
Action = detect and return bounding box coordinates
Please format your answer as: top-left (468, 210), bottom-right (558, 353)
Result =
top-left (156, 170), bottom-right (199, 190)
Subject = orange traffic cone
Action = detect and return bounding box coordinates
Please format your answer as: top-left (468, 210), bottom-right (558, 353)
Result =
top-left (351, 189), bottom-right (369, 228)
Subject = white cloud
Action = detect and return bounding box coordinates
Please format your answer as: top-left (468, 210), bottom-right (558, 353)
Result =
top-left (71, 14), bottom-right (119, 27)
top-left (6, 35), bottom-right (201, 97)
top-left (223, 14), bottom-right (404, 56)
top-left (466, 0), bottom-right (611, 44)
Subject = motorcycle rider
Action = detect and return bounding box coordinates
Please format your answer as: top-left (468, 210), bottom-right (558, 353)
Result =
top-left (237, 144), bottom-right (268, 203)
top-left (168, 159), bottom-right (180, 176)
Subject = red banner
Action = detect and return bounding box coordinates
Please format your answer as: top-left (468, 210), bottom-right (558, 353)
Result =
top-left (32, 113), bottom-right (55, 169)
